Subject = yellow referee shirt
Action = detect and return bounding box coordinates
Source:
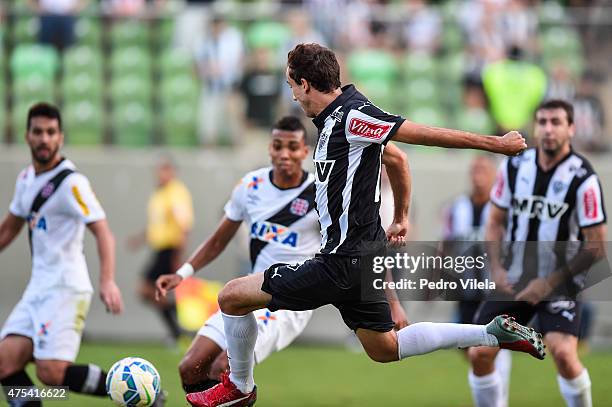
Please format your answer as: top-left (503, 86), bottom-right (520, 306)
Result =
top-left (147, 179), bottom-right (194, 250)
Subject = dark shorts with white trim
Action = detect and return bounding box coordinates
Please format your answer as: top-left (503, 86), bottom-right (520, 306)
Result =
top-left (261, 253), bottom-right (394, 333)
top-left (474, 299), bottom-right (582, 336)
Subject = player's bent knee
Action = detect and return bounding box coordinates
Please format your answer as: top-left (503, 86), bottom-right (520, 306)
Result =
top-left (36, 364), bottom-right (66, 386)
top-left (179, 355), bottom-right (209, 384)
top-left (218, 280), bottom-right (245, 314)
top-left (468, 346), bottom-right (498, 367)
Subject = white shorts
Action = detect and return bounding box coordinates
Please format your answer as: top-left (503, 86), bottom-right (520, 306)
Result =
top-left (197, 308), bottom-right (312, 363)
top-left (0, 290), bottom-right (92, 362)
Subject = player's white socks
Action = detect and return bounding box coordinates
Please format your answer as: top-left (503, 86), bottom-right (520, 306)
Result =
top-left (397, 322), bottom-right (498, 359)
top-left (222, 312), bottom-right (258, 394)
top-left (495, 349), bottom-right (512, 406)
top-left (558, 369), bottom-right (592, 407)
top-left (469, 369), bottom-right (504, 407)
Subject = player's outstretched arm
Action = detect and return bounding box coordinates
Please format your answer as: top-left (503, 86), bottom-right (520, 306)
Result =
top-left (88, 219), bottom-right (124, 314)
top-left (382, 143), bottom-right (410, 245)
top-left (0, 213), bottom-right (25, 253)
top-left (155, 216), bottom-right (242, 300)
top-left (391, 120), bottom-right (527, 156)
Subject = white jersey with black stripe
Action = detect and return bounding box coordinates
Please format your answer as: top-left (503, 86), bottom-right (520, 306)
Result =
top-left (9, 159), bottom-right (105, 300)
top-left (311, 84), bottom-right (405, 255)
top-left (490, 148), bottom-right (606, 284)
top-left (224, 167), bottom-right (320, 274)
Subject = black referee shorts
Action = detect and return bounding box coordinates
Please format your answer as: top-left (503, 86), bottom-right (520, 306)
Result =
top-left (261, 253), bottom-right (394, 333)
top-left (474, 299), bottom-right (582, 337)
top-left (143, 248), bottom-right (177, 283)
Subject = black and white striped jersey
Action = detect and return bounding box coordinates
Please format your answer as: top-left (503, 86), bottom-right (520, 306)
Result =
top-left (224, 167), bottom-right (320, 274)
top-left (443, 195), bottom-right (491, 241)
top-left (490, 148), bottom-right (606, 285)
top-left (311, 84), bottom-right (405, 255)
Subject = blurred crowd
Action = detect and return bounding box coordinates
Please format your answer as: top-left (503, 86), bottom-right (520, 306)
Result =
top-left (0, 0), bottom-right (610, 151)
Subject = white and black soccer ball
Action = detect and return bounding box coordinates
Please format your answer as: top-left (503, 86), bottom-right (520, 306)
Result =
top-left (106, 357), bottom-right (161, 406)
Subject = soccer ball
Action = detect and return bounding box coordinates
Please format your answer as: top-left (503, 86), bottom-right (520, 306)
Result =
top-left (106, 357), bottom-right (161, 406)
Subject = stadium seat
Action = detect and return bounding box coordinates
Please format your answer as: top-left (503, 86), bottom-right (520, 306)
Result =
top-left (406, 106), bottom-right (447, 128)
top-left (13, 75), bottom-right (55, 102)
top-left (438, 52), bottom-right (466, 83)
top-left (402, 77), bottom-right (441, 109)
top-left (110, 46), bottom-right (152, 77)
top-left (110, 75), bottom-right (152, 105)
top-left (441, 23), bottom-right (464, 53)
top-left (62, 72), bottom-right (104, 105)
top-left (11, 44), bottom-right (60, 80)
top-left (348, 49), bottom-right (398, 111)
top-left (110, 20), bottom-right (149, 48)
top-left (453, 107), bottom-right (496, 135)
top-left (11, 16), bottom-right (39, 44)
top-left (162, 103), bottom-right (198, 147)
top-left (156, 17), bottom-right (176, 48)
top-left (159, 48), bottom-right (194, 78)
top-left (403, 52), bottom-right (437, 81)
top-left (246, 21), bottom-right (290, 51)
top-left (63, 100), bottom-right (104, 145)
top-left (74, 17), bottom-right (102, 46)
top-left (63, 45), bottom-right (103, 77)
top-left (159, 75), bottom-right (199, 106)
top-left (112, 102), bottom-right (153, 146)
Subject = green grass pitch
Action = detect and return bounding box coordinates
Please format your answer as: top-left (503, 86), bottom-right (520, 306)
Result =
top-left (13, 342), bottom-right (612, 406)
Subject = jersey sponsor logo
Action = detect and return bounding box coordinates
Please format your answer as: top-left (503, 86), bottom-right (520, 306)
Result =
top-left (347, 118), bottom-right (391, 140)
top-left (583, 187), bottom-right (598, 219)
top-left (510, 196), bottom-right (569, 220)
top-left (251, 221), bottom-right (298, 247)
top-left (569, 164), bottom-right (588, 178)
top-left (257, 310), bottom-right (277, 325)
top-left (289, 198), bottom-right (309, 216)
top-left (314, 160), bottom-right (335, 184)
top-left (27, 213), bottom-right (47, 232)
top-left (247, 176), bottom-right (264, 190)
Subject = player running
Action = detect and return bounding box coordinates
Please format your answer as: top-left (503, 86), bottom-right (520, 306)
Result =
top-left (468, 100), bottom-right (606, 407)
top-left (156, 115), bottom-right (410, 394)
top-left (0, 103), bottom-right (124, 405)
top-left (186, 43), bottom-right (544, 407)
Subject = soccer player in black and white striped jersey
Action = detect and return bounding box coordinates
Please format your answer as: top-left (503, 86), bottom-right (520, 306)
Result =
top-left (185, 43), bottom-right (546, 407)
top-left (469, 100), bottom-right (606, 407)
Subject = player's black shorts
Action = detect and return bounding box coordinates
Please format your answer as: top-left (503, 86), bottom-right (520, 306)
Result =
top-left (144, 249), bottom-right (177, 283)
top-left (261, 253), bottom-right (394, 333)
top-left (474, 299), bottom-right (582, 336)
top-left (457, 300), bottom-right (482, 324)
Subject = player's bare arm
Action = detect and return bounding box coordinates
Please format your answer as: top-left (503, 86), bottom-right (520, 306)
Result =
top-left (88, 219), bottom-right (124, 314)
top-left (485, 204), bottom-right (515, 295)
top-left (391, 120), bottom-right (527, 156)
top-left (516, 224), bottom-right (608, 305)
top-left (382, 143), bottom-right (411, 245)
top-left (0, 213), bottom-right (25, 252)
top-left (155, 217), bottom-right (242, 300)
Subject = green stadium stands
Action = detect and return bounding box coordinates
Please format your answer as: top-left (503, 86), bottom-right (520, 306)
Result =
top-left (348, 49), bottom-right (398, 111)
top-left (159, 48), bottom-right (194, 78)
top-left (11, 44), bottom-right (59, 79)
top-left (162, 103), bottom-right (197, 147)
top-left (64, 100), bottom-right (104, 145)
top-left (453, 107), bottom-right (496, 135)
top-left (110, 46), bottom-right (152, 77)
top-left (403, 52), bottom-right (437, 81)
top-left (112, 102), bottom-right (153, 146)
top-left (11, 16), bottom-right (39, 44)
top-left (13, 74), bottom-right (55, 101)
top-left (110, 20), bottom-right (149, 48)
top-left (74, 17), bottom-right (102, 47)
top-left (110, 75), bottom-right (152, 105)
top-left (246, 21), bottom-right (290, 51)
top-left (63, 45), bottom-right (104, 77)
top-left (62, 72), bottom-right (104, 105)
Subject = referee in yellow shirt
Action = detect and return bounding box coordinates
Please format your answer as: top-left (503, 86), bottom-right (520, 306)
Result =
top-left (128, 156), bottom-right (194, 343)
